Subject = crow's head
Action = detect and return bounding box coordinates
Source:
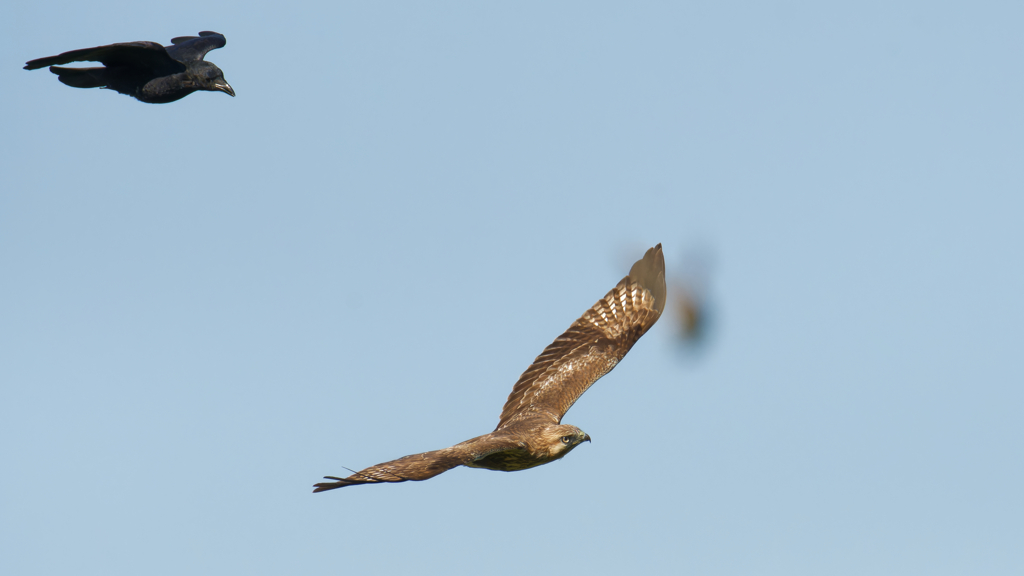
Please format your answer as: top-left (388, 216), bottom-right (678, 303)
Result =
top-left (189, 61), bottom-right (234, 96)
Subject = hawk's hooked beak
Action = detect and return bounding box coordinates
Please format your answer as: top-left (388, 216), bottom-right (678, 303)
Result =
top-left (214, 81), bottom-right (235, 97)
top-left (582, 433), bottom-right (591, 443)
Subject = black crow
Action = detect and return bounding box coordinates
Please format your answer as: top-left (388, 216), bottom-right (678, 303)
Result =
top-left (24, 31), bottom-right (234, 104)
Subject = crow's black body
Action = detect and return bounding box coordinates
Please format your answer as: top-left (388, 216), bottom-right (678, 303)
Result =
top-left (24, 31), bottom-right (234, 103)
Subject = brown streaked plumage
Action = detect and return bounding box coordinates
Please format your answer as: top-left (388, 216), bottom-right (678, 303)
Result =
top-left (313, 244), bottom-right (666, 492)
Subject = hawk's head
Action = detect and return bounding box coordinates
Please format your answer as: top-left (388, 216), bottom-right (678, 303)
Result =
top-left (538, 424), bottom-right (591, 460)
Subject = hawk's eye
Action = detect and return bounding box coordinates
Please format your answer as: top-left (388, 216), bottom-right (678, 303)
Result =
top-left (560, 435), bottom-right (573, 444)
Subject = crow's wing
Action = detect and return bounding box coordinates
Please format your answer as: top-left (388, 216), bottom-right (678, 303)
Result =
top-left (24, 41), bottom-right (180, 72)
top-left (166, 31), bottom-right (226, 62)
top-left (495, 244), bottom-right (666, 429)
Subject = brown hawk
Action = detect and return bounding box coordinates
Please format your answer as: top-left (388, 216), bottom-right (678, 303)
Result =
top-left (313, 244), bottom-right (666, 492)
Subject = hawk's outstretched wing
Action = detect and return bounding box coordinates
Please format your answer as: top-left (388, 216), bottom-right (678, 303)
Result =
top-left (313, 434), bottom-right (522, 492)
top-left (495, 244), bottom-right (666, 429)
top-left (313, 450), bottom-right (469, 491)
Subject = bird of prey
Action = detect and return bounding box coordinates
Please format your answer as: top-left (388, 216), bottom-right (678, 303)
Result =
top-left (24, 31), bottom-right (234, 103)
top-left (314, 244), bottom-right (666, 492)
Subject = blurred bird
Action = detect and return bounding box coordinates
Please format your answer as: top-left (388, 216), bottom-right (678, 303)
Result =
top-left (314, 245), bottom-right (666, 491)
top-left (672, 280), bottom-right (706, 343)
top-left (668, 246), bottom-right (714, 351)
top-left (24, 31), bottom-right (234, 103)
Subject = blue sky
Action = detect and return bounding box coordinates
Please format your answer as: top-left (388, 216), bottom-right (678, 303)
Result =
top-left (2, 2), bottom-right (1022, 574)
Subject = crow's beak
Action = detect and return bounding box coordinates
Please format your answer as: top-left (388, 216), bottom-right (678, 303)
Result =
top-left (215, 82), bottom-right (235, 97)
top-left (583, 433), bottom-right (591, 443)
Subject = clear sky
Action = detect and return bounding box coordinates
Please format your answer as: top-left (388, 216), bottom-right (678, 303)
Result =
top-left (2, 2), bottom-right (1022, 575)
